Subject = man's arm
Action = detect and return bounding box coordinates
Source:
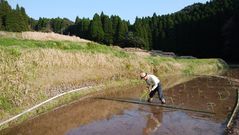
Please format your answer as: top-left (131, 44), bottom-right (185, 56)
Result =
top-left (151, 83), bottom-right (158, 92)
top-left (150, 75), bottom-right (159, 91)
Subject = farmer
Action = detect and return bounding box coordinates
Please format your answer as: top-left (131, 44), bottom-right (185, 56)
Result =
top-left (140, 72), bottom-right (166, 104)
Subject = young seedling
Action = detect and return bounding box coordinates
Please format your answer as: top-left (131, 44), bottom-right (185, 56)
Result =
top-left (217, 91), bottom-right (223, 100)
top-left (168, 97), bottom-right (174, 104)
top-left (140, 90), bottom-right (149, 101)
top-left (207, 102), bottom-right (216, 112)
top-left (217, 89), bottom-right (230, 100)
top-left (197, 88), bottom-right (203, 97)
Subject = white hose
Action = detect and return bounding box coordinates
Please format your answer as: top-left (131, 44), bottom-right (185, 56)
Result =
top-left (0, 86), bottom-right (93, 127)
top-left (227, 90), bottom-right (239, 128)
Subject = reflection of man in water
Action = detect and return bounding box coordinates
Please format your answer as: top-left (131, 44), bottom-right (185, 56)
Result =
top-left (140, 72), bottom-right (166, 104)
top-left (143, 106), bottom-right (163, 134)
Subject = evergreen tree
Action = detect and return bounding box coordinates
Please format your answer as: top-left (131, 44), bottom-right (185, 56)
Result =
top-left (101, 13), bottom-right (113, 45)
top-left (16, 4), bottom-right (20, 12)
top-left (29, 18), bottom-right (37, 30)
top-left (0, 0), bottom-right (11, 29)
top-left (89, 13), bottom-right (104, 42)
top-left (81, 18), bottom-right (90, 38)
top-left (115, 20), bottom-right (128, 44)
top-left (0, 16), bottom-right (2, 30)
top-left (4, 5), bottom-right (28, 32)
top-left (35, 17), bottom-right (51, 32)
top-left (5, 10), bottom-right (24, 31)
top-left (63, 17), bottom-right (88, 38)
top-left (51, 17), bottom-right (62, 33)
top-left (20, 6), bottom-right (29, 28)
top-left (75, 16), bottom-right (80, 24)
top-left (123, 31), bottom-right (147, 48)
top-left (111, 15), bottom-right (121, 43)
top-left (133, 17), bottom-right (150, 49)
top-left (151, 13), bottom-right (159, 49)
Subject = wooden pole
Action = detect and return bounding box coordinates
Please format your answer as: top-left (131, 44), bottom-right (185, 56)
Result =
top-left (96, 97), bottom-right (215, 115)
top-left (226, 89), bottom-right (239, 128)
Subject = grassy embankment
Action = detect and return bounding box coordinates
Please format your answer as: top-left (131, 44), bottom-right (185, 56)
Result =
top-left (0, 32), bottom-right (227, 128)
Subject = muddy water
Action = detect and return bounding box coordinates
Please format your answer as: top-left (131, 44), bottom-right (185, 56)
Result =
top-left (1, 70), bottom-right (239, 135)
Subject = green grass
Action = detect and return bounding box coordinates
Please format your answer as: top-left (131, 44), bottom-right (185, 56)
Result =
top-left (0, 96), bottom-right (12, 111)
top-left (177, 58), bottom-right (228, 75)
top-left (145, 56), bottom-right (176, 65)
top-left (0, 38), bottom-right (129, 58)
top-left (144, 56), bottom-right (228, 76)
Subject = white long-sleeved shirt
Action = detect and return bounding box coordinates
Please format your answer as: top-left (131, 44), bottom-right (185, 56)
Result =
top-left (146, 74), bottom-right (160, 92)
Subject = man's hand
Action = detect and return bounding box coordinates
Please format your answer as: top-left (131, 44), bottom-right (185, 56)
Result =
top-left (147, 86), bottom-right (152, 92)
top-left (149, 88), bottom-right (153, 92)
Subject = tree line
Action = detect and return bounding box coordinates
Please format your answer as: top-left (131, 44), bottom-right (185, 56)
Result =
top-left (0, 0), bottom-right (238, 62)
top-left (0, 0), bottom-right (29, 32)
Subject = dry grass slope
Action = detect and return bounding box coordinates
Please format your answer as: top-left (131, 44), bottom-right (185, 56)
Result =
top-left (22, 32), bottom-right (91, 42)
top-left (0, 31), bottom-right (91, 43)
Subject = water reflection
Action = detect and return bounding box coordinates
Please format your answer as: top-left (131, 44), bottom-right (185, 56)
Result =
top-left (141, 106), bottom-right (163, 134)
top-left (65, 104), bottom-right (164, 135)
top-left (157, 111), bottom-right (224, 135)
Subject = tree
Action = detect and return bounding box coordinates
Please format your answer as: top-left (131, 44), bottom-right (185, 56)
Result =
top-left (111, 15), bottom-right (121, 43)
top-left (5, 10), bottom-right (27, 31)
top-left (0, 0), bottom-right (11, 29)
top-left (80, 18), bottom-right (90, 38)
top-left (51, 17), bottom-right (62, 33)
top-left (122, 31), bottom-right (146, 48)
top-left (75, 16), bottom-right (80, 24)
top-left (115, 20), bottom-right (128, 44)
top-left (29, 18), bottom-right (37, 30)
top-left (133, 18), bottom-right (150, 49)
top-left (0, 16), bottom-right (2, 30)
top-left (151, 13), bottom-right (159, 49)
top-left (35, 17), bottom-right (51, 32)
top-left (63, 17), bottom-right (88, 38)
top-left (20, 6), bottom-right (29, 28)
top-left (89, 13), bottom-right (104, 42)
top-left (101, 13), bottom-right (113, 45)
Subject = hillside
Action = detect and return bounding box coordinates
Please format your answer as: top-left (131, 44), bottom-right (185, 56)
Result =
top-left (1, 0), bottom-right (239, 62)
top-left (0, 31), bottom-right (227, 128)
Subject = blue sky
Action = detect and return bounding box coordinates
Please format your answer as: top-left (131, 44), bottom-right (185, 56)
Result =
top-left (8, 0), bottom-right (209, 23)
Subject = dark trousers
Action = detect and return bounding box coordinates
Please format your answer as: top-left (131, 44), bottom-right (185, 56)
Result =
top-left (149, 83), bottom-right (164, 100)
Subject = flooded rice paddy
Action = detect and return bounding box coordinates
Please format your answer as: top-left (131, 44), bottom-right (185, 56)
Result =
top-left (1, 69), bottom-right (239, 135)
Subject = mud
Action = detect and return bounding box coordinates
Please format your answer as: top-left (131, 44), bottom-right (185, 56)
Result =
top-left (1, 70), bottom-right (239, 135)
top-left (224, 68), bottom-right (239, 80)
top-left (224, 67), bottom-right (239, 135)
